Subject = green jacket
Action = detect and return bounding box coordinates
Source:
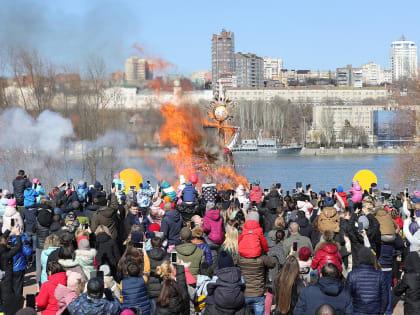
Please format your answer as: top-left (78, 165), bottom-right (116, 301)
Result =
top-left (174, 242), bottom-right (205, 278)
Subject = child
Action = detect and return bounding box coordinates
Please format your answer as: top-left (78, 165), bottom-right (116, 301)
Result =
top-left (298, 246), bottom-right (312, 284)
top-left (120, 263), bottom-right (150, 314)
top-left (24, 181), bottom-right (39, 208)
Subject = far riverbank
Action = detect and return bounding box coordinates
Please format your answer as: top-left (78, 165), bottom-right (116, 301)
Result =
top-left (300, 146), bottom-right (415, 156)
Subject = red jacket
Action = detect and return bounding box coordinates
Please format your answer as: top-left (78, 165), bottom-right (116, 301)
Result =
top-left (238, 220), bottom-right (269, 258)
top-left (36, 272), bottom-right (67, 315)
top-left (249, 186), bottom-right (263, 204)
top-left (311, 243), bottom-right (343, 275)
top-left (335, 192), bottom-right (349, 208)
top-left (394, 216), bottom-right (403, 229)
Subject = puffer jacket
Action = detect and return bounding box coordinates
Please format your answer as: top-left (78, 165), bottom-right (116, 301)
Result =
top-left (33, 220), bottom-right (51, 249)
top-left (394, 252), bottom-right (420, 315)
top-left (147, 247), bottom-right (169, 298)
top-left (174, 242), bottom-right (205, 278)
top-left (237, 254), bottom-right (276, 297)
top-left (59, 248), bottom-right (97, 279)
top-left (249, 186), bottom-right (263, 204)
top-left (2, 206), bottom-right (24, 234)
top-left (350, 184), bottom-right (363, 203)
top-left (23, 207), bottom-right (38, 233)
top-left (90, 194), bottom-right (119, 240)
top-left (258, 206), bottom-right (278, 234)
top-left (266, 189), bottom-right (282, 210)
top-left (24, 188), bottom-right (39, 207)
top-left (13, 175), bottom-right (30, 205)
top-left (238, 220), bottom-right (269, 258)
top-left (36, 272), bottom-right (67, 315)
top-left (67, 291), bottom-right (121, 315)
top-left (346, 264), bottom-right (388, 315)
top-left (182, 182), bottom-right (196, 202)
top-left (11, 234), bottom-right (32, 272)
top-left (121, 276), bottom-right (150, 313)
top-left (41, 246), bottom-right (60, 284)
top-left (191, 238), bottom-right (213, 265)
top-left (336, 191), bottom-right (349, 208)
top-left (202, 209), bottom-right (225, 244)
top-left (268, 242), bottom-right (286, 285)
top-left (375, 209), bottom-right (398, 235)
top-left (202, 183), bottom-right (217, 204)
top-left (95, 232), bottom-right (120, 275)
top-left (311, 241), bottom-right (343, 275)
top-left (207, 266), bottom-right (245, 312)
top-left (161, 210), bottom-right (183, 246)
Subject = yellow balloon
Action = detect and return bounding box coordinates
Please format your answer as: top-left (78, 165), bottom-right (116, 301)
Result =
top-left (120, 169), bottom-right (143, 194)
top-left (353, 170), bottom-right (378, 192)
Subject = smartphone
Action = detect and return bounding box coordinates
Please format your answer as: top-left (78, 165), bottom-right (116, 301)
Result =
top-left (133, 242), bottom-right (143, 249)
top-left (358, 222), bottom-right (364, 233)
top-left (293, 241), bottom-right (298, 251)
top-left (84, 223), bottom-right (89, 229)
top-left (171, 252), bottom-right (177, 263)
top-left (26, 294), bottom-right (36, 309)
top-left (112, 182), bottom-right (115, 189)
top-left (240, 203), bottom-right (243, 209)
top-left (10, 218), bottom-right (15, 227)
top-left (118, 184), bottom-right (122, 191)
top-left (147, 180), bottom-right (150, 184)
top-left (292, 189), bottom-right (296, 194)
top-left (264, 189), bottom-right (269, 193)
top-left (190, 221), bottom-right (195, 229)
top-left (286, 190), bottom-right (289, 196)
top-left (296, 182), bottom-right (302, 189)
top-left (91, 270), bottom-right (104, 280)
top-left (410, 209), bottom-right (415, 218)
top-left (406, 189), bottom-right (409, 198)
top-left (33, 183), bottom-right (37, 190)
top-left (306, 184), bottom-right (311, 191)
top-left (332, 188), bottom-right (337, 194)
top-left (130, 186), bottom-right (136, 190)
top-left (158, 187), bottom-right (162, 193)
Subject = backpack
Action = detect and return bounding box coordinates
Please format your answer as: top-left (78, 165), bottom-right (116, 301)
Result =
top-left (193, 279), bottom-right (211, 312)
top-left (318, 207), bottom-right (340, 233)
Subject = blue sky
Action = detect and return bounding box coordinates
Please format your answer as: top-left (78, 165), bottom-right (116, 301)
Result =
top-left (1, 0), bottom-right (419, 75)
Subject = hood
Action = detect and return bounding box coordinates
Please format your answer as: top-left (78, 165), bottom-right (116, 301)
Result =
top-left (96, 232), bottom-right (111, 243)
top-left (147, 248), bottom-right (167, 261)
top-left (75, 249), bottom-right (96, 262)
top-left (268, 190), bottom-right (280, 199)
top-left (318, 277), bottom-right (343, 296)
top-left (243, 219), bottom-right (261, 230)
top-left (98, 206), bottom-right (114, 218)
top-left (375, 209), bottom-right (388, 217)
top-left (216, 266), bottom-right (242, 283)
top-left (205, 209), bottom-right (221, 221)
top-left (321, 244), bottom-right (338, 254)
top-left (296, 217), bottom-right (309, 228)
top-left (48, 271), bottom-right (67, 286)
top-left (161, 180), bottom-right (171, 189)
top-left (165, 209), bottom-right (181, 223)
top-left (176, 242), bottom-right (198, 256)
top-left (404, 252), bottom-right (420, 273)
top-left (94, 181), bottom-right (102, 189)
top-left (4, 206), bottom-right (17, 217)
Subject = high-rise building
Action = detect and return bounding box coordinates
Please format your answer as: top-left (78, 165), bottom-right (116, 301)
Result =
top-left (390, 35), bottom-right (418, 81)
top-left (336, 65), bottom-right (363, 88)
top-left (263, 57), bottom-right (283, 81)
top-left (125, 56), bottom-right (151, 86)
top-left (211, 30), bottom-right (235, 93)
top-left (235, 52), bottom-right (264, 88)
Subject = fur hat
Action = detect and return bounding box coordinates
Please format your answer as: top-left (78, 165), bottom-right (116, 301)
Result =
top-left (218, 250), bottom-right (234, 269)
top-left (247, 211), bottom-right (259, 222)
top-left (180, 227), bottom-right (192, 241)
top-left (192, 227), bottom-right (203, 238)
top-left (298, 246), bottom-right (312, 261)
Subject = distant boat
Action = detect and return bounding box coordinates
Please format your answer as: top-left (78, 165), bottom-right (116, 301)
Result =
top-left (232, 137), bottom-right (303, 155)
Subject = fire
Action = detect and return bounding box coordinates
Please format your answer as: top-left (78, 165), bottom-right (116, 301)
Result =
top-left (159, 103), bottom-right (248, 190)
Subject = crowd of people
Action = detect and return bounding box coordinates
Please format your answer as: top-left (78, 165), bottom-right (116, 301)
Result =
top-left (0, 169), bottom-right (419, 315)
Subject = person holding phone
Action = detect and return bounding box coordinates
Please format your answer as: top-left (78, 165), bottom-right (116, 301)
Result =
top-left (2, 198), bottom-right (23, 235)
top-left (120, 262), bottom-right (150, 314)
top-left (282, 222), bottom-right (313, 258)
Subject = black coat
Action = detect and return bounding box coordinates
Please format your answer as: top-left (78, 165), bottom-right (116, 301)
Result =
top-left (147, 248), bottom-right (169, 299)
top-left (394, 252), bottom-right (420, 314)
top-left (95, 232), bottom-right (120, 275)
top-left (12, 176), bottom-right (30, 205)
top-left (346, 264), bottom-right (388, 314)
top-left (206, 267), bottom-right (246, 312)
top-left (160, 210), bottom-right (183, 246)
top-left (296, 217), bottom-right (313, 238)
top-left (258, 206), bottom-right (278, 234)
top-left (32, 221), bottom-right (51, 249)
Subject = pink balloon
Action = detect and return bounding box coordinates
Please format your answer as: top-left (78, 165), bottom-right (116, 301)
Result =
top-left (189, 173), bottom-right (198, 184)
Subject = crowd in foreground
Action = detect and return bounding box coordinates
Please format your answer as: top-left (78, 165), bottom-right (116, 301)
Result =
top-left (0, 169), bottom-right (419, 315)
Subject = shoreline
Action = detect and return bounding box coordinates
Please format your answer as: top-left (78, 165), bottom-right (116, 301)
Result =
top-left (299, 147), bottom-right (409, 156)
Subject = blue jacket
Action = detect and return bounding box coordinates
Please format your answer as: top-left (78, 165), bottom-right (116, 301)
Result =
top-left (294, 277), bottom-right (353, 315)
top-left (40, 246), bottom-right (60, 283)
top-left (161, 210), bottom-right (183, 246)
top-left (378, 235), bottom-right (404, 267)
top-left (34, 184), bottom-right (45, 204)
top-left (182, 182), bottom-right (196, 202)
top-left (121, 276), bottom-right (150, 313)
top-left (23, 207), bottom-right (38, 233)
top-left (12, 235), bottom-right (32, 272)
top-left (24, 188), bottom-right (39, 208)
top-left (195, 240), bottom-right (213, 266)
top-left (346, 264), bottom-right (388, 315)
top-left (67, 292), bottom-right (121, 315)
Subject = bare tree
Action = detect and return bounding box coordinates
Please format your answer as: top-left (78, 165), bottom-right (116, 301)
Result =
top-left (320, 107), bottom-right (335, 146)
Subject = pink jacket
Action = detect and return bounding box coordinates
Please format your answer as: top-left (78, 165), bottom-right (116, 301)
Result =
top-left (54, 284), bottom-right (78, 315)
top-left (350, 184), bottom-right (363, 203)
top-left (202, 210), bottom-right (225, 245)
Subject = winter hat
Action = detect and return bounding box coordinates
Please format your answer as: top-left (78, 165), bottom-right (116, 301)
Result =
top-left (218, 251), bottom-right (234, 269)
top-left (87, 278), bottom-right (104, 299)
top-left (77, 235), bottom-right (88, 245)
top-left (206, 202), bottom-right (215, 212)
top-left (192, 227), bottom-right (203, 238)
top-left (66, 270), bottom-right (83, 290)
top-left (78, 238), bottom-right (90, 250)
top-left (247, 211), bottom-right (260, 222)
top-left (99, 264), bottom-right (111, 276)
top-left (337, 186), bottom-right (344, 193)
top-left (298, 246), bottom-right (312, 261)
top-left (358, 215), bottom-right (370, 230)
top-left (120, 310), bottom-right (136, 315)
top-left (319, 190), bottom-right (326, 197)
top-left (16, 308), bottom-right (37, 315)
top-left (114, 173), bottom-right (120, 179)
top-left (32, 178), bottom-right (40, 184)
top-left (252, 180), bottom-right (260, 186)
top-left (179, 175), bottom-right (186, 185)
top-left (7, 198), bottom-right (16, 207)
top-left (163, 196), bottom-right (172, 203)
top-left (149, 223), bottom-right (160, 232)
top-left (131, 230), bottom-right (143, 243)
top-left (146, 231), bottom-right (155, 239)
top-left (358, 247), bottom-right (376, 265)
top-left (94, 181), bottom-right (102, 189)
top-left (180, 227), bottom-right (192, 241)
top-left (415, 191), bottom-right (420, 197)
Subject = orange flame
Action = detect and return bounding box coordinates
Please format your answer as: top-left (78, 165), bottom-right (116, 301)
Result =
top-left (159, 103), bottom-right (248, 190)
